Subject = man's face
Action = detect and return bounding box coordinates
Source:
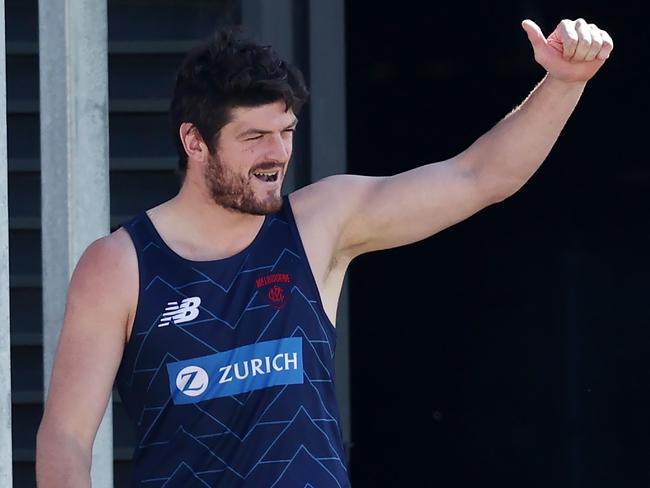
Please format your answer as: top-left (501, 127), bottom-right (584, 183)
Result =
top-left (205, 101), bottom-right (296, 215)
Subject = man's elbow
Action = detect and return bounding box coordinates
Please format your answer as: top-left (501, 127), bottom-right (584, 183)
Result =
top-left (478, 172), bottom-right (529, 205)
top-left (456, 156), bottom-right (527, 206)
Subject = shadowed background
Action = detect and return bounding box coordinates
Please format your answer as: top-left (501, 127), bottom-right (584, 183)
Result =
top-left (346, 2), bottom-right (649, 487)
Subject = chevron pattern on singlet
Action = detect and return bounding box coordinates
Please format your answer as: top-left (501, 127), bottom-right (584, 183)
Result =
top-left (116, 198), bottom-right (350, 488)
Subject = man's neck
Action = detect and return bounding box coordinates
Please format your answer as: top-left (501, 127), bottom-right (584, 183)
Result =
top-left (147, 178), bottom-right (266, 261)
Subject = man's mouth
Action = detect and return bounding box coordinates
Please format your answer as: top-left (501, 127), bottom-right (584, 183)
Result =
top-left (252, 168), bottom-right (281, 182)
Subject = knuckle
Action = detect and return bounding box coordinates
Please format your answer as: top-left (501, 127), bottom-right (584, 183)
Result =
top-left (577, 24), bottom-right (591, 35)
top-left (565, 35), bottom-right (578, 45)
top-left (578, 32), bottom-right (592, 44)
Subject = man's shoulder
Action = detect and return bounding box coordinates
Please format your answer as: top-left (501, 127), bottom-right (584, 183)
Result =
top-left (70, 228), bottom-right (138, 297)
top-left (289, 174), bottom-right (364, 216)
top-left (84, 227), bottom-right (136, 265)
top-left (288, 173), bottom-right (378, 232)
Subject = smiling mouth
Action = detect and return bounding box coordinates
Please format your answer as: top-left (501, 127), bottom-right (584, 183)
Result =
top-left (252, 169), bottom-right (280, 182)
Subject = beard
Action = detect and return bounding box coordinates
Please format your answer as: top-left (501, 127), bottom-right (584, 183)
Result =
top-left (204, 153), bottom-right (283, 215)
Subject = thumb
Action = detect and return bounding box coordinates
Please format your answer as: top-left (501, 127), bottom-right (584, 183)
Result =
top-left (521, 19), bottom-right (547, 51)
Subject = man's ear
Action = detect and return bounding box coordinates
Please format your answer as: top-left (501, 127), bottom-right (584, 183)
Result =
top-left (179, 122), bottom-right (209, 164)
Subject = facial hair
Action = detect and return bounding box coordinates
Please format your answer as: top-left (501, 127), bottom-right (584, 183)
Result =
top-left (204, 153), bottom-right (283, 215)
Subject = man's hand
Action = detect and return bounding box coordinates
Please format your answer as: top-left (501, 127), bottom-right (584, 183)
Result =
top-left (522, 18), bottom-right (614, 83)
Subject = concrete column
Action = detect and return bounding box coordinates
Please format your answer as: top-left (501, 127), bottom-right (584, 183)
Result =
top-left (308, 0), bottom-right (352, 459)
top-left (39, 0), bottom-right (113, 485)
top-left (241, 0), bottom-right (294, 61)
top-left (0, 0), bottom-right (14, 484)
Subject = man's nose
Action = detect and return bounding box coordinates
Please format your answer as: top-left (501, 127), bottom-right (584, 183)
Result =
top-left (266, 133), bottom-right (290, 162)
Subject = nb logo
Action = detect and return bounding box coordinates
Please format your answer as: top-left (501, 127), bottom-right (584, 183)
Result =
top-left (158, 297), bottom-right (201, 327)
top-left (175, 366), bottom-right (209, 397)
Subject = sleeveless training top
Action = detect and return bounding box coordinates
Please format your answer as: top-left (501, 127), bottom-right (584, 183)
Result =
top-left (115, 196), bottom-right (350, 487)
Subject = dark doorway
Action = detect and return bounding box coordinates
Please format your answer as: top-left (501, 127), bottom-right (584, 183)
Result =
top-left (346, 2), bottom-right (649, 487)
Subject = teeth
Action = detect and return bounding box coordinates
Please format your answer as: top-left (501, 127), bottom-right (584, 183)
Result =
top-left (253, 171), bottom-right (279, 179)
top-left (252, 170), bottom-right (279, 183)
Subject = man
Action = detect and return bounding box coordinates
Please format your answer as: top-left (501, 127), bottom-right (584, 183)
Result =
top-left (36, 18), bottom-right (613, 487)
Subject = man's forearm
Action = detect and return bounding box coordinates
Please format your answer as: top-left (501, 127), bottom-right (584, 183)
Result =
top-left (463, 74), bottom-right (587, 200)
top-left (36, 430), bottom-right (91, 487)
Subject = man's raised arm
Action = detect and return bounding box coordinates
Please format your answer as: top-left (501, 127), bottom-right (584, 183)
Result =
top-left (316, 18), bottom-right (613, 259)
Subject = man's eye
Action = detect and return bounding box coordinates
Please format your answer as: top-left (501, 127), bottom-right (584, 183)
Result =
top-left (246, 135), bottom-right (263, 141)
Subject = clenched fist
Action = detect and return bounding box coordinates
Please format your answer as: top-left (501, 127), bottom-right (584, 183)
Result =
top-left (522, 18), bottom-right (614, 83)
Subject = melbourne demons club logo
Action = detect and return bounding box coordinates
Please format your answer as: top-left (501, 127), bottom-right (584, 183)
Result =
top-left (256, 273), bottom-right (291, 309)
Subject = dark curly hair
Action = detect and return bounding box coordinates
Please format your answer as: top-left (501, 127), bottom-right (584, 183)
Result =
top-left (170, 27), bottom-right (309, 174)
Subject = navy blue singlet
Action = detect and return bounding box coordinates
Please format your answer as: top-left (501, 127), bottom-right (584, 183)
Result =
top-left (116, 196), bottom-right (350, 487)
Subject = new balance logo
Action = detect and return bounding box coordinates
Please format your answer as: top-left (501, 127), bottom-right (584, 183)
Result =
top-left (158, 297), bottom-right (202, 327)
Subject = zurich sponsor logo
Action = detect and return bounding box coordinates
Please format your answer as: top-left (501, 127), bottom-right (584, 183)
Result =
top-left (175, 366), bottom-right (209, 397)
top-left (166, 337), bottom-right (303, 404)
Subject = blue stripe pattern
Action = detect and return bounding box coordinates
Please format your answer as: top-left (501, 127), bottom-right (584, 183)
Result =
top-left (116, 197), bottom-right (350, 487)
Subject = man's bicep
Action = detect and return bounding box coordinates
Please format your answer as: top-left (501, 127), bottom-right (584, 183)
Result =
top-left (40, 233), bottom-right (137, 449)
top-left (338, 157), bottom-right (499, 257)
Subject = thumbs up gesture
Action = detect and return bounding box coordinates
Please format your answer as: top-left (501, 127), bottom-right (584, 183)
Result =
top-left (522, 19), bottom-right (614, 83)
